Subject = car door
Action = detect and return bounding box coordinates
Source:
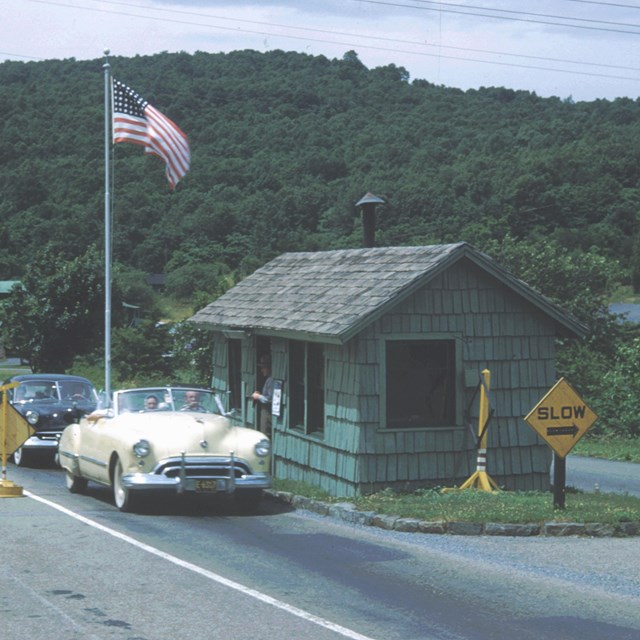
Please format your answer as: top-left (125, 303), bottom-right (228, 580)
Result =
top-left (76, 417), bottom-right (113, 484)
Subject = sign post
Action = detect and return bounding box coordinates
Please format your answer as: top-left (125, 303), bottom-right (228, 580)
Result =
top-left (524, 378), bottom-right (597, 509)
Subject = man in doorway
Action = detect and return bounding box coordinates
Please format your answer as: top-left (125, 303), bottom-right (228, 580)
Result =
top-left (251, 354), bottom-right (273, 437)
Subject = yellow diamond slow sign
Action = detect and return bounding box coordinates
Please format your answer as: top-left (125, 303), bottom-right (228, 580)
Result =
top-left (4, 403), bottom-right (34, 456)
top-left (525, 378), bottom-right (597, 458)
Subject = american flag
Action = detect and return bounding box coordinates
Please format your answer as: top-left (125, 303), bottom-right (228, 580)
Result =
top-left (112, 79), bottom-right (190, 189)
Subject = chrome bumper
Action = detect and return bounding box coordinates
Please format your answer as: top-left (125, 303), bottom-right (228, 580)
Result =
top-left (121, 453), bottom-right (271, 494)
top-left (20, 435), bottom-right (59, 451)
top-left (121, 472), bottom-right (271, 493)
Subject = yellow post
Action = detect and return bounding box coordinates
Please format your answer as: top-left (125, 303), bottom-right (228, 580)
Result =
top-left (457, 369), bottom-right (499, 492)
top-left (1, 381), bottom-right (25, 498)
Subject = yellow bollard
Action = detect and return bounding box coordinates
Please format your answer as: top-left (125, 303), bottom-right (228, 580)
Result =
top-left (0, 479), bottom-right (24, 497)
top-left (455, 369), bottom-right (499, 492)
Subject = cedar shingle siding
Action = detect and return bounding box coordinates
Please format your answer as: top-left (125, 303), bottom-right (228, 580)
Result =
top-left (190, 243), bottom-right (586, 497)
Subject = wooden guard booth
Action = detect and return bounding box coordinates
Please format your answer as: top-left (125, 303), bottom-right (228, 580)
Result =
top-left (189, 243), bottom-right (587, 497)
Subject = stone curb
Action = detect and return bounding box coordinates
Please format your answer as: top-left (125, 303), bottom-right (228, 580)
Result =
top-left (265, 490), bottom-right (640, 538)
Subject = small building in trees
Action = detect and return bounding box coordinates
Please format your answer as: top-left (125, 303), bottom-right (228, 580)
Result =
top-left (0, 281), bottom-right (21, 360)
top-left (0, 281), bottom-right (21, 299)
top-left (189, 243), bottom-right (587, 497)
top-left (146, 273), bottom-right (167, 292)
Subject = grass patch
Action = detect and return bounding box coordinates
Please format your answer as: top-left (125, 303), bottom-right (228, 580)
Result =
top-left (272, 478), bottom-right (335, 502)
top-left (609, 285), bottom-right (640, 304)
top-left (272, 475), bottom-right (640, 525)
top-left (350, 488), bottom-right (640, 524)
top-left (0, 365), bottom-right (31, 380)
top-left (158, 299), bottom-right (195, 322)
top-left (573, 434), bottom-right (640, 463)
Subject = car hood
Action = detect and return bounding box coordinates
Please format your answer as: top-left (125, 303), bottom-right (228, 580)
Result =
top-left (13, 399), bottom-right (96, 428)
top-left (15, 400), bottom-right (96, 413)
top-left (106, 411), bottom-right (264, 459)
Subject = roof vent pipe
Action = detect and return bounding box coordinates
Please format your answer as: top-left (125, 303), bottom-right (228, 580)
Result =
top-left (356, 192), bottom-right (385, 248)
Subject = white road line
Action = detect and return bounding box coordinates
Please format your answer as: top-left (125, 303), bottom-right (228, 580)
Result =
top-left (25, 490), bottom-right (377, 640)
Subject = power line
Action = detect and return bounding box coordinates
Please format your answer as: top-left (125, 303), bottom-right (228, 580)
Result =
top-left (71, 0), bottom-right (640, 35)
top-left (366, 0), bottom-right (640, 30)
top-left (15, 0), bottom-right (640, 85)
top-left (562, 0), bottom-right (640, 9)
top-left (37, 0), bottom-right (640, 73)
top-left (354, 0), bottom-right (640, 35)
top-left (0, 50), bottom-right (43, 61)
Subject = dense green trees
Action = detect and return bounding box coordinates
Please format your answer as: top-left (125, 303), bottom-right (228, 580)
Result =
top-left (0, 247), bottom-right (109, 371)
top-left (1, 49), bottom-right (639, 429)
top-left (486, 236), bottom-right (639, 438)
top-left (1, 49), bottom-right (639, 286)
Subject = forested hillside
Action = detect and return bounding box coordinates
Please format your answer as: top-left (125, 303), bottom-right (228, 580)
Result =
top-left (2, 48), bottom-right (640, 437)
top-left (1, 48), bottom-right (640, 290)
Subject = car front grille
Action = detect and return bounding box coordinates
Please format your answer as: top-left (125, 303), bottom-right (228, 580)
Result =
top-left (155, 457), bottom-right (252, 480)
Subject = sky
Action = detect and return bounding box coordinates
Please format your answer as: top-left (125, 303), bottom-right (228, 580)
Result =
top-left (3, 0), bottom-right (640, 102)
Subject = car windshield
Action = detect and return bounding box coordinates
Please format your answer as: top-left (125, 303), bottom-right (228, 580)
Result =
top-left (12, 379), bottom-right (97, 404)
top-left (14, 380), bottom-right (60, 402)
top-left (115, 388), bottom-right (224, 415)
top-left (59, 380), bottom-right (98, 402)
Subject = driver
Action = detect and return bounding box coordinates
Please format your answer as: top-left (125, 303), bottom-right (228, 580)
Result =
top-left (180, 390), bottom-right (206, 412)
top-left (66, 383), bottom-right (87, 401)
top-left (144, 394), bottom-right (160, 411)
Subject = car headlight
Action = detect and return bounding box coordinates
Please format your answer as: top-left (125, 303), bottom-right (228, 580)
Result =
top-left (133, 439), bottom-right (151, 458)
top-left (255, 439), bottom-right (271, 457)
top-left (26, 410), bottom-right (39, 426)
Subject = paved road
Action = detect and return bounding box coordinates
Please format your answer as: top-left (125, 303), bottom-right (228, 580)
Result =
top-left (609, 302), bottom-right (640, 323)
top-left (560, 455), bottom-right (640, 497)
top-left (3, 462), bottom-right (640, 640)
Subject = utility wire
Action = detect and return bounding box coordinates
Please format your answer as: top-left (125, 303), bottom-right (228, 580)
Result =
top-left (358, 0), bottom-right (640, 30)
top-left (354, 0), bottom-right (640, 35)
top-left (37, 0), bottom-right (640, 35)
top-left (16, 0), bottom-right (640, 83)
top-left (35, 0), bottom-right (640, 73)
top-left (0, 50), bottom-right (43, 61)
top-left (22, 0), bottom-right (640, 72)
top-left (562, 0), bottom-right (640, 9)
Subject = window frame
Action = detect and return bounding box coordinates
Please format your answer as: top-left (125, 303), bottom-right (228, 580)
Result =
top-left (381, 333), bottom-right (462, 430)
top-left (227, 338), bottom-right (242, 413)
top-left (288, 339), bottom-right (325, 437)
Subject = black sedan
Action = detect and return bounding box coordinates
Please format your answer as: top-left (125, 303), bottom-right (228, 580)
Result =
top-left (5, 373), bottom-right (99, 466)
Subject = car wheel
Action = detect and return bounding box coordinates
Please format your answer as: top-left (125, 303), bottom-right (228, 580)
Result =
top-left (12, 446), bottom-right (29, 467)
top-left (112, 457), bottom-right (137, 512)
top-left (234, 489), bottom-right (263, 514)
top-left (65, 470), bottom-right (88, 494)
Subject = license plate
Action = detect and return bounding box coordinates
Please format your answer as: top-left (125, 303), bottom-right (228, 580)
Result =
top-left (195, 479), bottom-right (218, 492)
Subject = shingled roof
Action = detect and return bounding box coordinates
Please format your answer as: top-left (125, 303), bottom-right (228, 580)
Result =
top-left (189, 243), bottom-right (587, 343)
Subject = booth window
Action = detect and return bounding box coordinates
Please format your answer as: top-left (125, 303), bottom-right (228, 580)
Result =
top-left (385, 339), bottom-right (456, 428)
top-left (289, 340), bottom-right (324, 436)
top-left (228, 339), bottom-right (242, 412)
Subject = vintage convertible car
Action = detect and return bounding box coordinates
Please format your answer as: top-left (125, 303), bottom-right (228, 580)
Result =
top-left (58, 386), bottom-right (271, 513)
top-left (5, 373), bottom-right (99, 466)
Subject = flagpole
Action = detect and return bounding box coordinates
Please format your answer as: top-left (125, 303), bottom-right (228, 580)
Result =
top-left (103, 49), bottom-right (112, 407)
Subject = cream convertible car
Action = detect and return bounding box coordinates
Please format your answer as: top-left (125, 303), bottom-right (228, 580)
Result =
top-left (58, 387), bottom-right (271, 512)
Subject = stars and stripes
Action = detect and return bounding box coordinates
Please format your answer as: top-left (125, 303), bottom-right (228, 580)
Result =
top-left (112, 79), bottom-right (190, 189)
